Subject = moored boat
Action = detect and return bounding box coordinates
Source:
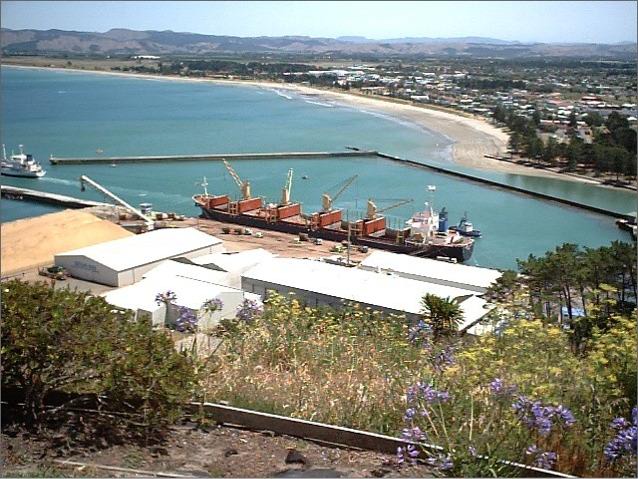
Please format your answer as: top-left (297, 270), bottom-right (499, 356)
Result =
top-left (1, 144), bottom-right (46, 178)
top-left (449, 212), bottom-right (482, 238)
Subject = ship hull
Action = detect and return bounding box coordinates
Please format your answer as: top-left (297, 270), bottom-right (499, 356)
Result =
top-left (1, 168), bottom-right (46, 178)
top-left (195, 199), bottom-right (474, 262)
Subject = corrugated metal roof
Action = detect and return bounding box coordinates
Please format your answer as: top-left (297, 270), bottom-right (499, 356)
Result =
top-left (56, 227), bottom-right (222, 272)
top-left (103, 260), bottom-right (239, 311)
top-left (242, 258), bottom-right (483, 317)
top-left (360, 250), bottom-right (502, 290)
top-left (190, 248), bottom-right (275, 273)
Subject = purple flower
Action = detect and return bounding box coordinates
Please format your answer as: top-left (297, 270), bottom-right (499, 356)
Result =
top-left (155, 290), bottom-right (177, 305)
top-left (526, 445), bottom-right (557, 469)
top-left (203, 297), bottom-right (223, 313)
top-left (175, 306), bottom-right (198, 332)
top-left (407, 444), bottom-right (420, 459)
top-left (553, 405), bottom-right (576, 427)
top-left (400, 426), bottom-right (426, 442)
top-left (396, 445), bottom-right (418, 465)
top-left (535, 452), bottom-right (557, 469)
top-left (426, 453), bottom-right (454, 471)
top-left (489, 378), bottom-right (518, 397)
top-left (605, 410), bottom-right (638, 462)
top-left (468, 446), bottom-right (477, 457)
top-left (612, 417), bottom-right (630, 431)
top-left (236, 298), bottom-right (264, 322)
top-left (404, 408), bottom-right (416, 421)
top-left (432, 346), bottom-right (455, 372)
top-left (513, 396), bottom-right (575, 436)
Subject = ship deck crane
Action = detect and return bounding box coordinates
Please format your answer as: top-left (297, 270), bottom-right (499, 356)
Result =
top-left (321, 174), bottom-right (358, 212)
top-left (280, 168), bottom-right (293, 206)
top-left (366, 198), bottom-right (414, 220)
top-left (223, 159), bottom-right (251, 200)
top-left (79, 175), bottom-right (155, 230)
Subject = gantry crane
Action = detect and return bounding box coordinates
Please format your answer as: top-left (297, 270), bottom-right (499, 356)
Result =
top-left (79, 175), bottom-right (155, 231)
top-left (222, 159), bottom-right (251, 200)
top-left (366, 198), bottom-right (414, 220)
top-left (280, 168), bottom-right (293, 206)
top-left (321, 174), bottom-right (358, 212)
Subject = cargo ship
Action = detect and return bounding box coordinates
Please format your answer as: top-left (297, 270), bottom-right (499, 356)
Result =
top-left (192, 162), bottom-right (474, 262)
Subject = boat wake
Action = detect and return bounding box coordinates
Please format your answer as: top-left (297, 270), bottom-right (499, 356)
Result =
top-left (40, 177), bottom-right (76, 187)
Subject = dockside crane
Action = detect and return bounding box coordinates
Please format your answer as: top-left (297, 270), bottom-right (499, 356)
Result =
top-left (280, 168), bottom-right (293, 206)
top-left (366, 198), bottom-right (414, 220)
top-left (223, 159), bottom-right (251, 200)
top-left (321, 174), bottom-right (358, 212)
top-left (79, 175), bottom-right (155, 230)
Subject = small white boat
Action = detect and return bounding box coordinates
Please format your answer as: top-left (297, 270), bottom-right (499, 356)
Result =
top-left (1, 144), bottom-right (46, 178)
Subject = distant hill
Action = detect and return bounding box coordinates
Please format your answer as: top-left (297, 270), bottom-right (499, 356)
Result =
top-left (1, 28), bottom-right (636, 59)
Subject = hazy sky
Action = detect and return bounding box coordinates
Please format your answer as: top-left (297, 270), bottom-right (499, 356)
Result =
top-left (2, 1), bottom-right (636, 44)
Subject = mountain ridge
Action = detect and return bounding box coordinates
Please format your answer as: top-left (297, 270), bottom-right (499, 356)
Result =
top-left (1, 28), bottom-right (636, 59)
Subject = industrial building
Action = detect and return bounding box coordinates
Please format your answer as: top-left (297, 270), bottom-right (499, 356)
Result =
top-left (241, 257), bottom-right (493, 330)
top-left (103, 259), bottom-right (259, 331)
top-left (359, 250), bottom-right (502, 293)
top-left (179, 248), bottom-right (275, 288)
top-left (55, 227), bottom-right (223, 286)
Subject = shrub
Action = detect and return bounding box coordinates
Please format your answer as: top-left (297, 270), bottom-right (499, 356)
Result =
top-left (1, 280), bottom-right (196, 430)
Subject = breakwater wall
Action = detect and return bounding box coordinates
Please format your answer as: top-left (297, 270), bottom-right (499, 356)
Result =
top-left (375, 152), bottom-right (635, 220)
top-left (1, 185), bottom-right (107, 209)
top-left (49, 150), bottom-right (378, 165)
top-left (42, 146), bottom-right (633, 220)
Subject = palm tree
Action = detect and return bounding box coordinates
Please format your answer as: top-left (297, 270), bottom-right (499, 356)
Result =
top-left (420, 294), bottom-right (463, 340)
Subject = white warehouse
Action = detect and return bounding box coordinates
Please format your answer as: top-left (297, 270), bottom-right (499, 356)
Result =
top-left (103, 260), bottom-right (260, 331)
top-left (241, 257), bottom-right (493, 329)
top-left (55, 227), bottom-right (223, 286)
top-left (360, 250), bottom-right (502, 293)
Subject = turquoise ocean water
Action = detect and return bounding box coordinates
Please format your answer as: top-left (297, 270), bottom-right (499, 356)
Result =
top-left (1, 67), bottom-right (635, 269)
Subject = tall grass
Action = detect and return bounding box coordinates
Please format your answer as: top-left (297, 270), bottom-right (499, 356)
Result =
top-left (200, 293), bottom-right (636, 476)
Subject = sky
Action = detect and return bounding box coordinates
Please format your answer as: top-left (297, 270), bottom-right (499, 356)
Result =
top-left (1, 1), bottom-right (636, 44)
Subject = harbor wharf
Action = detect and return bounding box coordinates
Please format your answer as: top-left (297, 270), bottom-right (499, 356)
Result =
top-left (375, 152), bottom-right (636, 221)
top-left (48, 150), bottom-right (378, 165)
top-left (1, 185), bottom-right (107, 209)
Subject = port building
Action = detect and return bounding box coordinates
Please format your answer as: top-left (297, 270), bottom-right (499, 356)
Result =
top-left (241, 257), bottom-right (494, 331)
top-left (178, 248), bottom-right (275, 288)
top-left (102, 259), bottom-right (260, 331)
top-left (55, 227), bottom-right (223, 287)
top-left (359, 250), bottom-right (502, 293)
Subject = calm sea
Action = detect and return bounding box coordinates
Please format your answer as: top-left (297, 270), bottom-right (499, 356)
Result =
top-left (1, 66), bottom-right (634, 269)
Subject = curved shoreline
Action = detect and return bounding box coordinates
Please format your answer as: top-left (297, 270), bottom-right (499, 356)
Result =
top-left (0, 64), bottom-right (601, 184)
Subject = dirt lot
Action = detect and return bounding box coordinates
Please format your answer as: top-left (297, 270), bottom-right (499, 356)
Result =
top-left (175, 217), bottom-right (372, 263)
top-left (2, 423), bottom-right (434, 478)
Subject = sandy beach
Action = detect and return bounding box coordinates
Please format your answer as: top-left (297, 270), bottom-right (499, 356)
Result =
top-left (3, 64), bottom-right (599, 183)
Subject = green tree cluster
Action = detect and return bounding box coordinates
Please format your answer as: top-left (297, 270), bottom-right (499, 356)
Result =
top-left (1, 280), bottom-right (197, 430)
top-left (489, 241), bottom-right (636, 353)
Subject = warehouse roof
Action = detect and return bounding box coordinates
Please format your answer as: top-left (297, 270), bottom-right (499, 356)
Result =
top-left (103, 260), bottom-right (240, 311)
top-left (190, 248), bottom-right (275, 273)
top-left (360, 250), bottom-right (502, 290)
top-left (56, 227), bottom-right (222, 272)
top-left (242, 258), bottom-right (489, 321)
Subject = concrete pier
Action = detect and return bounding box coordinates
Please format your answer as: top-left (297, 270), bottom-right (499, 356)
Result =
top-left (49, 150), bottom-right (378, 165)
top-left (1, 185), bottom-right (107, 209)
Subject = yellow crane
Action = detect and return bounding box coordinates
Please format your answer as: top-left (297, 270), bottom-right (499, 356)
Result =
top-left (321, 174), bottom-right (358, 212)
top-left (366, 198), bottom-right (414, 220)
top-left (223, 159), bottom-right (251, 200)
top-left (280, 168), bottom-right (293, 206)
